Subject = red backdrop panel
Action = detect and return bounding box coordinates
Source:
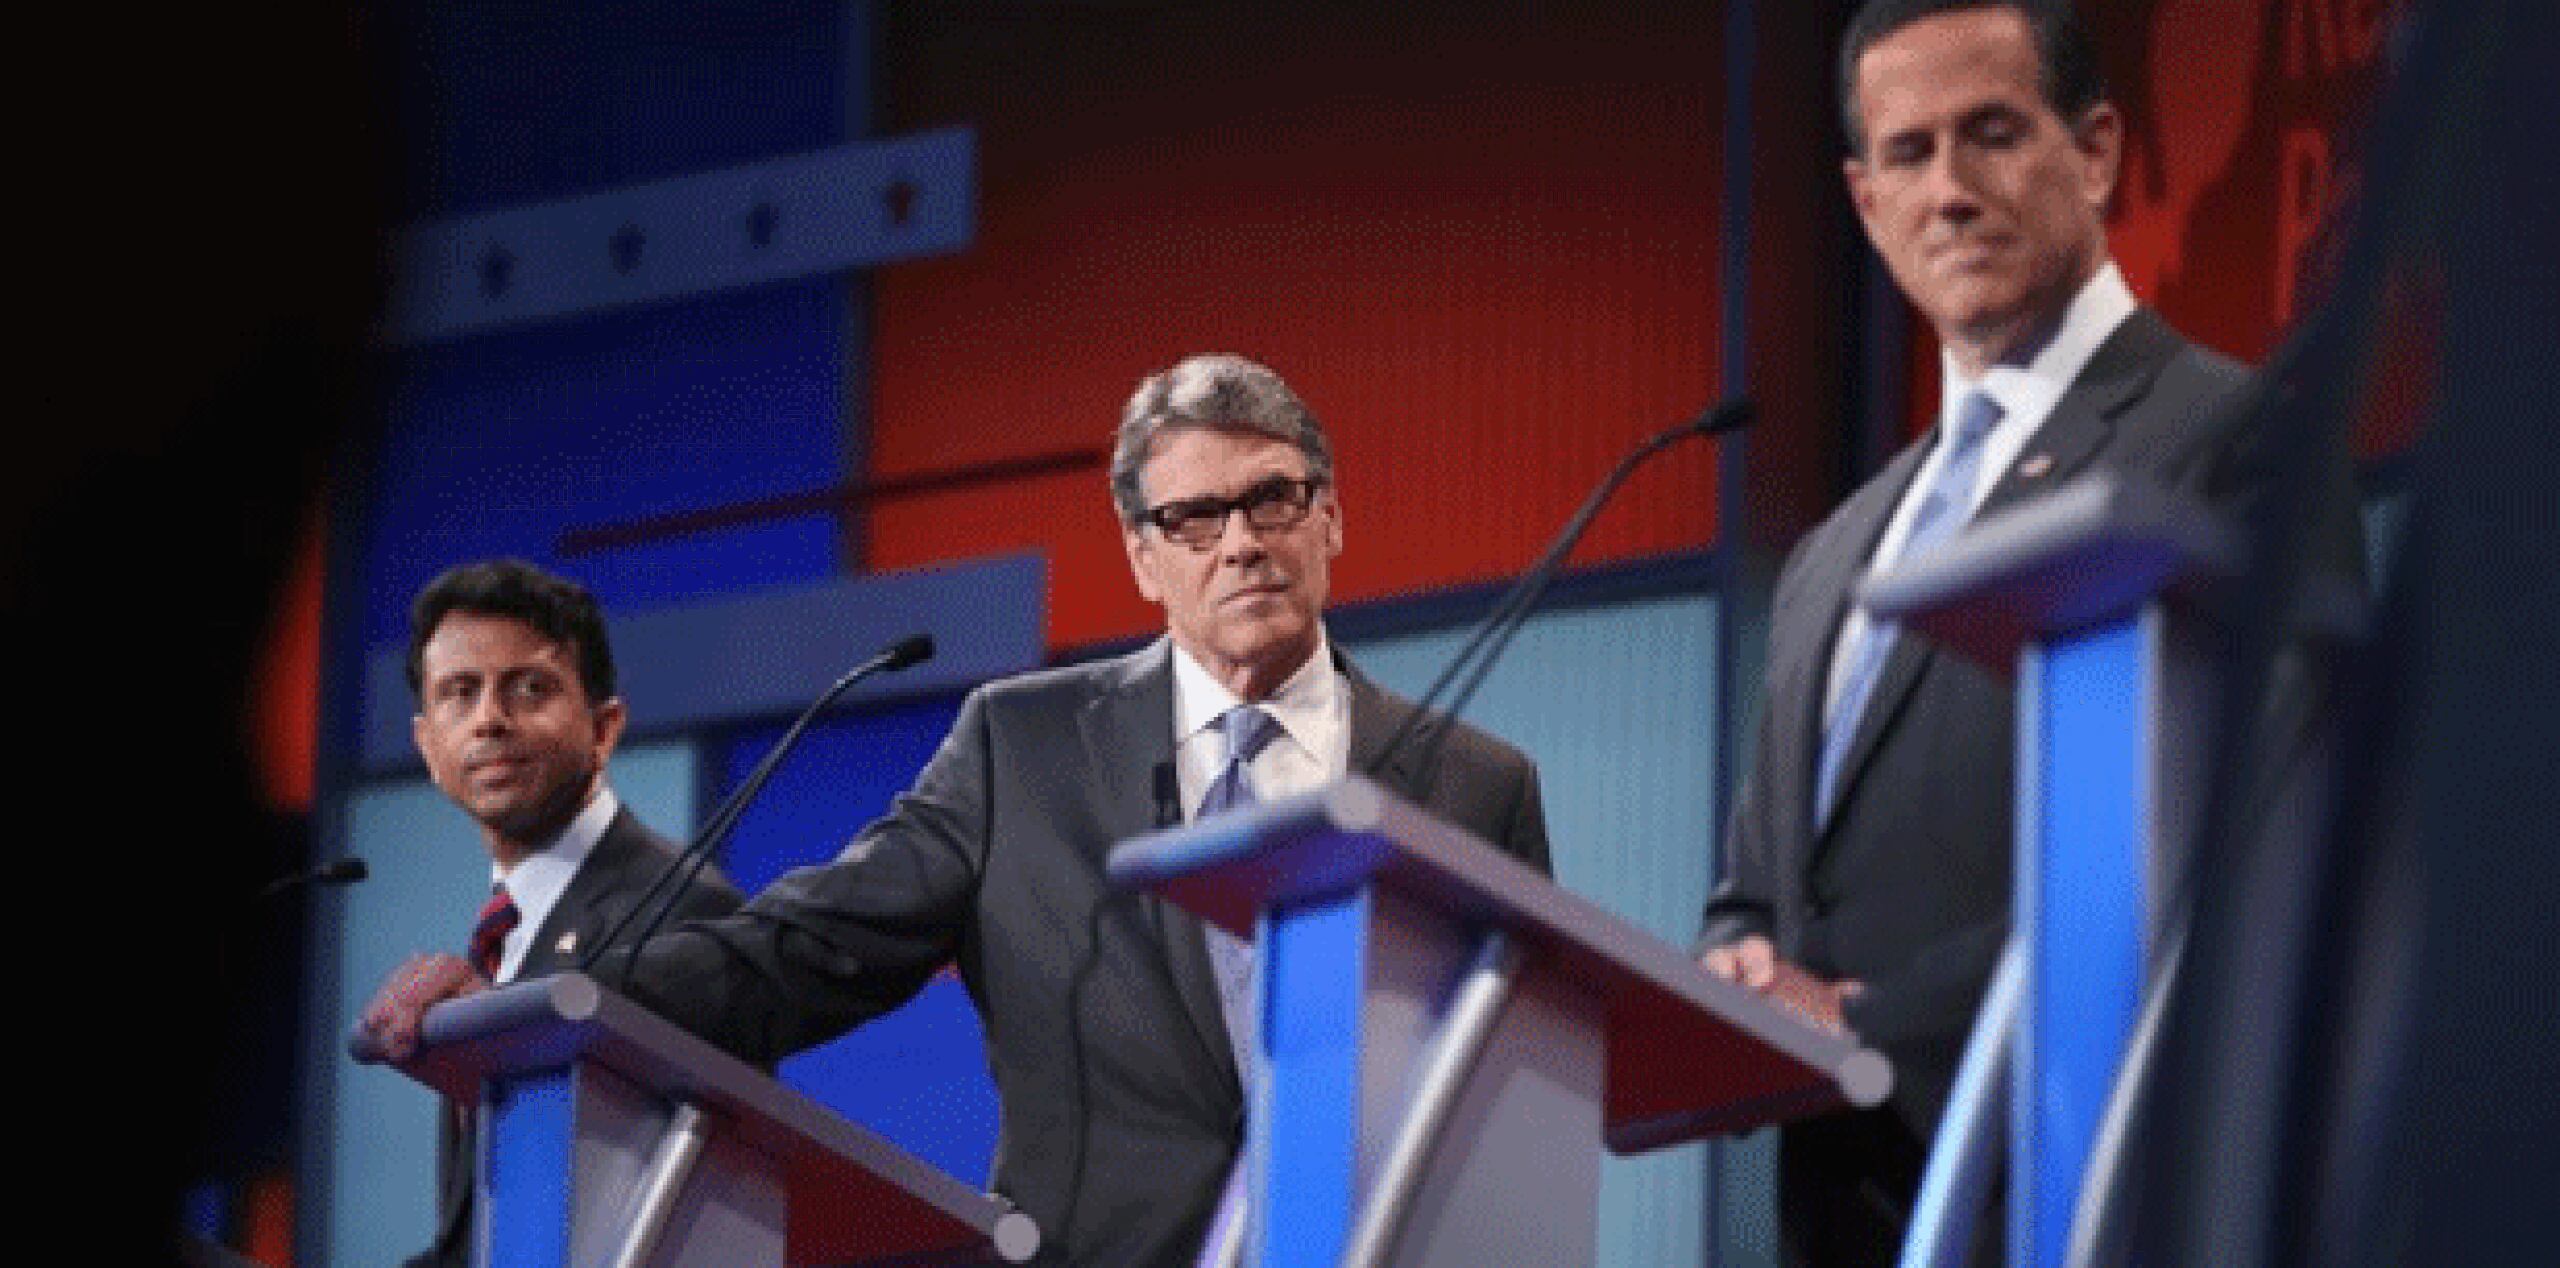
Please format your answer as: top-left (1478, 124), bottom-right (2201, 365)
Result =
top-left (867, 5), bottom-right (1726, 650)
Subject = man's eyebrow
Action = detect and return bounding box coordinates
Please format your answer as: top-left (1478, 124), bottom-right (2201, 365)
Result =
top-left (1959, 101), bottom-right (2029, 129)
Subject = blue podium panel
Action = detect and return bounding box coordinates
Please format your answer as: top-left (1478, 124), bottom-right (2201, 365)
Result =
top-left (2014, 616), bottom-right (2151, 1268)
top-left (483, 1070), bottom-right (578, 1267)
top-left (1261, 889), bottom-right (1374, 1265)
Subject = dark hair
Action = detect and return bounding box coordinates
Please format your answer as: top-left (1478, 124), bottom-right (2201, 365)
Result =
top-left (1838, 0), bottom-right (2106, 157)
top-left (405, 559), bottom-right (617, 703)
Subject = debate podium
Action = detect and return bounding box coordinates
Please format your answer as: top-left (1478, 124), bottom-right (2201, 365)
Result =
top-left (1109, 775), bottom-right (1894, 1266)
top-left (1859, 472), bottom-right (2360, 1266)
top-left (351, 972), bottom-right (1037, 1266)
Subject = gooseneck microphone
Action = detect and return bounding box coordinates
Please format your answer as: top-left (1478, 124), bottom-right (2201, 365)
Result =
top-left (577, 633), bottom-right (936, 972)
top-left (1365, 397), bottom-right (1755, 783)
top-left (257, 856), bottom-right (369, 901)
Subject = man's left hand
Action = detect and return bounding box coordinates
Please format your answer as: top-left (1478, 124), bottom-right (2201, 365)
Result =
top-left (1702, 935), bottom-right (1863, 1036)
top-left (1759, 957), bottom-right (1863, 1036)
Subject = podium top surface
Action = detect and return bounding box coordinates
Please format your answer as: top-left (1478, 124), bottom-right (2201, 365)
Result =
top-left (351, 974), bottom-right (1037, 1264)
top-left (1107, 777), bottom-right (1892, 1152)
top-left (1857, 472), bottom-right (2236, 670)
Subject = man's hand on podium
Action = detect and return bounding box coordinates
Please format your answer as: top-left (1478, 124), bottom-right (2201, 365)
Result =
top-left (1699, 935), bottom-right (1863, 1037)
top-left (357, 952), bottom-right (491, 1061)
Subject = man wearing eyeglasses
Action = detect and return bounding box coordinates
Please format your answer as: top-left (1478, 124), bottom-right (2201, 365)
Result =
top-left (360, 353), bottom-right (1550, 1266)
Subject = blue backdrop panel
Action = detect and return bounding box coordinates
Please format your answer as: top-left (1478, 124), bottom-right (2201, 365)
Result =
top-left (715, 693), bottom-right (1002, 1185)
top-left (1343, 593), bottom-right (1720, 1268)
top-left (359, 0), bottom-right (869, 649)
top-left (311, 742), bottom-right (697, 1266)
top-left (359, 274), bottom-right (855, 644)
top-left (393, 1), bottom-right (856, 220)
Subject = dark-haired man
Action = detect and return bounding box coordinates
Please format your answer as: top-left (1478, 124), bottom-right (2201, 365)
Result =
top-left (382, 559), bottom-right (741, 1267)
top-left (1698, 2), bottom-right (2359, 1262)
top-left (361, 358), bottom-right (1552, 1265)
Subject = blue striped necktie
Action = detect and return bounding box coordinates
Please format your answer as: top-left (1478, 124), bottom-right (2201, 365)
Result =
top-left (1196, 705), bottom-right (1280, 1265)
top-left (1816, 389), bottom-right (2005, 824)
top-left (1200, 706), bottom-right (1281, 1082)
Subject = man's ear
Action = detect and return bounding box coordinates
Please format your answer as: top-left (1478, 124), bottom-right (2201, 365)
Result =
top-left (2073, 102), bottom-right (2125, 212)
top-left (1845, 156), bottom-right (1880, 235)
top-left (590, 696), bottom-right (629, 766)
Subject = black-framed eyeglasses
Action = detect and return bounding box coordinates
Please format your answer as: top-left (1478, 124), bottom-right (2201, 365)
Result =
top-left (1137, 474), bottom-right (1326, 549)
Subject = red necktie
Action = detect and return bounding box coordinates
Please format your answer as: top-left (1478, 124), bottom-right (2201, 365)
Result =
top-left (468, 884), bottom-right (520, 980)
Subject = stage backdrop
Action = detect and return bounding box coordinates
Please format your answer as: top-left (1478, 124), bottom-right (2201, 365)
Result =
top-left (1896, 0), bottom-right (2414, 456)
top-left (863, 2), bottom-right (1730, 652)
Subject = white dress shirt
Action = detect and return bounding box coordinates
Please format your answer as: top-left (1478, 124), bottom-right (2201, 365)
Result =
top-left (487, 785), bottom-right (619, 983)
top-left (1825, 263), bottom-right (2140, 721)
top-left (1169, 632), bottom-right (1349, 820)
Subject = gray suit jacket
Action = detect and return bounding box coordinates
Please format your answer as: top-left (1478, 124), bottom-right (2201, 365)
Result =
top-left (412, 807), bottom-right (743, 1268)
top-left (1705, 308), bottom-right (2360, 1147)
top-left (604, 638), bottom-right (1550, 1265)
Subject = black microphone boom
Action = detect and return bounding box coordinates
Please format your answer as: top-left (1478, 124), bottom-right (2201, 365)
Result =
top-left (577, 633), bottom-right (937, 972)
top-left (877, 633), bottom-right (934, 673)
top-left (257, 856), bottom-right (368, 901)
top-left (1366, 398), bottom-right (1754, 782)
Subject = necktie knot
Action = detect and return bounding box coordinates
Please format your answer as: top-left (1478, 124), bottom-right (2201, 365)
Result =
top-left (1950, 389), bottom-right (2003, 450)
top-left (468, 884), bottom-right (519, 979)
top-left (1217, 705), bottom-right (1282, 768)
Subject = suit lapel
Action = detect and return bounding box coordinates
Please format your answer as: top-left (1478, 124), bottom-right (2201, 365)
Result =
top-left (1788, 445), bottom-right (1930, 836)
top-left (1076, 642), bottom-right (1179, 865)
top-left (1817, 310), bottom-right (2181, 840)
top-left (1077, 640), bottom-right (1240, 1098)
top-left (516, 808), bottom-right (642, 978)
top-left (1343, 654), bottom-right (1427, 802)
top-left (1976, 309), bottom-right (2173, 517)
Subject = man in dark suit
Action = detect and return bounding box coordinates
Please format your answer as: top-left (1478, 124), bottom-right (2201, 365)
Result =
top-left (389, 560), bottom-right (742, 1268)
top-left (362, 357), bottom-right (1551, 1265)
top-left (1696, 2), bottom-right (2360, 1263)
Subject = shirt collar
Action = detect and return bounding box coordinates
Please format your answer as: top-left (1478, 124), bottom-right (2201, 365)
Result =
top-left (1941, 261), bottom-right (2137, 435)
top-left (1169, 629), bottom-right (1339, 757)
top-left (492, 784), bottom-right (617, 907)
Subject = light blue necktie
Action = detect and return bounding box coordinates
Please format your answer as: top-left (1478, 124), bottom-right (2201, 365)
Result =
top-left (1816, 390), bottom-right (2005, 824)
top-left (1199, 705), bottom-right (1281, 1090)
top-left (1196, 705), bottom-right (1280, 1264)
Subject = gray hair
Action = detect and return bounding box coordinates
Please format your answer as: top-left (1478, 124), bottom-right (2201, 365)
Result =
top-left (1110, 353), bottom-right (1335, 523)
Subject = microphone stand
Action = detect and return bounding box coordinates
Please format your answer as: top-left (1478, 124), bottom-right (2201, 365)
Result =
top-left (578, 635), bottom-right (934, 972)
top-left (1368, 398), bottom-right (1755, 783)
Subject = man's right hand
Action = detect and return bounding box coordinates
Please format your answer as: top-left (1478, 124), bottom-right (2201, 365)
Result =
top-left (357, 952), bottom-right (490, 1062)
